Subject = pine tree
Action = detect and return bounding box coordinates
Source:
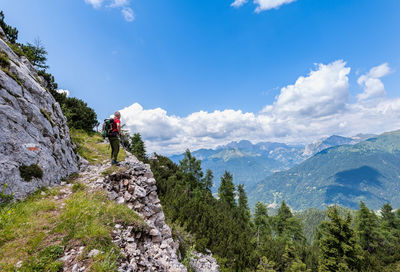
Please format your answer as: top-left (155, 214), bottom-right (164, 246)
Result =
top-left (276, 201), bottom-right (293, 235)
top-left (119, 129), bottom-right (131, 150)
top-left (257, 256), bottom-right (277, 272)
top-left (179, 149), bottom-right (203, 181)
top-left (254, 201), bottom-right (269, 228)
top-left (356, 201), bottom-right (380, 253)
top-left (237, 184), bottom-right (250, 212)
top-left (0, 11), bottom-right (18, 43)
top-left (381, 203), bottom-right (396, 229)
top-left (254, 201), bottom-right (270, 244)
top-left (130, 133), bottom-right (147, 162)
top-left (21, 38), bottom-right (49, 69)
top-left (203, 169), bottom-right (213, 192)
top-left (218, 171), bottom-right (236, 209)
top-left (318, 207), bottom-right (362, 272)
top-left (289, 259), bottom-right (311, 272)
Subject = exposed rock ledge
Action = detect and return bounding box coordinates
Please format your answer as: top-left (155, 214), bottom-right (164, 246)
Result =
top-left (101, 155), bottom-right (219, 272)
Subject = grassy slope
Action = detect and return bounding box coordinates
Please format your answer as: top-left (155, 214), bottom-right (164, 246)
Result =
top-left (0, 131), bottom-right (143, 271)
top-left (70, 129), bottom-right (126, 164)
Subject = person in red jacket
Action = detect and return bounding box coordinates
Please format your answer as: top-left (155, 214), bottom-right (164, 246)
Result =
top-left (109, 111), bottom-right (121, 165)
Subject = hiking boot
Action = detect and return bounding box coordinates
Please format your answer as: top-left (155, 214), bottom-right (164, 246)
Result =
top-left (111, 160), bottom-right (120, 166)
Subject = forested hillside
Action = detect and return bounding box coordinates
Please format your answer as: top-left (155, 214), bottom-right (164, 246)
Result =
top-left (250, 130), bottom-right (400, 210)
top-left (148, 148), bottom-right (400, 271)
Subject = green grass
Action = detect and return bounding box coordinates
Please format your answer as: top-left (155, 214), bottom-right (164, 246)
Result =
top-left (0, 52), bottom-right (10, 68)
top-left (101, 165), bottom-right (128, 177)
top-left (71, 182), bottom-right (86, 193)
top-left (7, 42), bottom-right (25, 58)
top-left (19, 245), bottom-right (64, 272)
top-left (70, 129), bottom-right (126, 165)
top-left (56, 190), bottom-right (147, 271)
top-left (40, 108), bottom-right (55, 127)
top-left (1, 67), bottom-right (22, 86)
top-left (0, 186), bottom-right (147, 271)
top-left (0, 189), bottom-right (61, 271)
top-left (61, 172), bottom-right (80, 184)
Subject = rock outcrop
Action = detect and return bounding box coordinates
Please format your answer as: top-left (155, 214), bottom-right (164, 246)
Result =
top-left (103, 156), bottom-right (187, 272)
top-left (101, 156), bottom-right (219, 272)
top-left (189, 251), bottom-right (219, 272)
top-left (0, 28), bottom-right (79, 198)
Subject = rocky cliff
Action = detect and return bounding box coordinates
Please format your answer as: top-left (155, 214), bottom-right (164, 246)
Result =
top-left (0, 28), bottom-right (79, 199)
top-left (102, 156), bottom-right (219, 272)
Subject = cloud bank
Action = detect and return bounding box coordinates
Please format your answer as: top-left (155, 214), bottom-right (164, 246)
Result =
top-left (84, 0), bottom-right (134, 22)
top-left (231, 0), bottom-right (296, 12)
top-left (120, 60), bottom-right (400, 155)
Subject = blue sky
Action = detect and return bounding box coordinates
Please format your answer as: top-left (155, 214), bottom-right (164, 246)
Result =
top-left (1, 0), bottom-right (400, 154)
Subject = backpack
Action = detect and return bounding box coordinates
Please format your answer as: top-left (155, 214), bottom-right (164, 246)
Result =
top-left (101, 118), bottom-right (114, 138)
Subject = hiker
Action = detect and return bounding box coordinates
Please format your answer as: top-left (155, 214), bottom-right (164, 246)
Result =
top-left (109, 111), bottom-right (121, 165)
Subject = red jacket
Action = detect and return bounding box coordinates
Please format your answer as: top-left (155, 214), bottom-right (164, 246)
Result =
top-left (112, 118), bottom-right (120, 135)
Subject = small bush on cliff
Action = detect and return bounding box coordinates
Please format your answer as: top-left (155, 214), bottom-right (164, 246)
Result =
top-left (19, 164), bottom-right (43, 182)
top-left (0, 52), bottom-right (10, 68)
top-left (0, 11), bottom-right (18, 43)
top-left (40, 108), bottom-right (55, 127)
top-left (7, 42), bottom-right (25, 57)
top-left (20, 39), bottom-right (48, 70)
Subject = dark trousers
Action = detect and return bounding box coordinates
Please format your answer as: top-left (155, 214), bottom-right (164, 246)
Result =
top-left (109, 136), bottom-right (120, 161)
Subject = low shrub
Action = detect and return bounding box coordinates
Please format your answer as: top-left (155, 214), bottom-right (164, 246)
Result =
top-left (71, 182), bottom-right (86, 193)
top-left (0, 52), bottom-right (10, 68)
top-left (19, 164), bottom-right (43, 181)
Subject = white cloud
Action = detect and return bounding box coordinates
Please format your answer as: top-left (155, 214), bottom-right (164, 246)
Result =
top-left (56, 89), bottom-right (70, 97)
top-left (109, 0), bottom-right (129, 8)
top-left (254, 0), bottom-right (296, 12)
top-left (357, 63), bottom-right (391, 101)
top-left (263, 60), bottom-right (350, 118)
top-left (121, 7), bottom-right (135, 22)
top-left (231, 0), bottom-right (249, 8)
top-left (232, 0), bottom-right (296, 12)
top-left (85, 0), bottom-right (104, 9)
top-left (119, 61), bottom-right (400, 155)
top-left (84, 0), bottom-right (134, 22)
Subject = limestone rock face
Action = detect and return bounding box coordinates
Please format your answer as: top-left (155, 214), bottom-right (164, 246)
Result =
top-left (103, 156), bottom-right (188, 272)
top-left (0, 30), bottom-right (79, 198)
top-left (102, 155), bottom-right (221, 272)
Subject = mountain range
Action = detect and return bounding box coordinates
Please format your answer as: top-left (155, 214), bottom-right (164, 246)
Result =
top-left (169, 134), bottom-right (370, 193)
top-left (248, 130), bottom-right (400, 210)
